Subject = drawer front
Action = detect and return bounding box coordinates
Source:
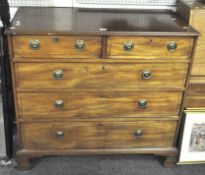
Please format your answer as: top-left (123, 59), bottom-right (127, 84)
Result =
top-left (17, 92), bottom-right (182, 117)
top-left (15, 63), bottom-right (188, 91)
top-left (12, 36), bottom-right (102, 58)
top-left (185, 83), bottom-right (205, 108)
top-left (185, 96), bottom-right (205, 108)
top-left (107, 37), bottom-right (194, 59)
top-left (21, 121), bottom-right (177, 150)
top-left (187, 83), bottom-right (205, 96)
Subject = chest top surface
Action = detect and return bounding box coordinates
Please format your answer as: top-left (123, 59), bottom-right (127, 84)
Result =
top-left (5, 7), bottom-right (198, 36)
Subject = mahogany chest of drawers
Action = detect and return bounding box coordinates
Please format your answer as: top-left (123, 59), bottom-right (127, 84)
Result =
top-left (5, 7), bottom-right (198, 169)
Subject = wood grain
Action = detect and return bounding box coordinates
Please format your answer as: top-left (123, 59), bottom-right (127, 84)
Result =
top-left (12, 36), bottom-right (102, 58)
top-left (15, 62), bottom-right (188, 91)
top-left (21, 121), bottom-right (177, 150)
top-left (178, 1), bottom-right (205, 108)
top-left (185, 81), bottom-right (205, 108)
top-left (17, 92), bottom-right (182, 117)
top-left (189, 12), bottom-right (205, 76)
top-left (186, 83), bottom-right (205, 96)
top-left (107, 37), bottom-right (194, 59)
top-left (185, 96), bottom-right (205, 108)
top-left (189, 76), bottom-right (205, 84)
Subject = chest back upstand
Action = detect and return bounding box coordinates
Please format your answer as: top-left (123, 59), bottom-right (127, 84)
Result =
top-left (5, 7), bottom-right (198, 170)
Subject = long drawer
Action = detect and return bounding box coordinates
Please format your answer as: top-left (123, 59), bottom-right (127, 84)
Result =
top-left (21, 121), bottom-right (177, 150)
top-left (12, 36), bottom-right (102, 58)
top-left (107, 37), bottom-right (194, 59)
top-left (17, 92), bottom-right (182, 117)
top-left (14, 63), bottom-right (188, 91)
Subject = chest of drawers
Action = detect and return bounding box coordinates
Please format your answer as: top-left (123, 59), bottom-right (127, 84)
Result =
top-left (5, 7), bottom-right (198, 170)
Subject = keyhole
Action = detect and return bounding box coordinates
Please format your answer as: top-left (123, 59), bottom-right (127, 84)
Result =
top-left (84, 66), bottom-right (89, 72)
top-left (53, 37), bottom-right (60, 42)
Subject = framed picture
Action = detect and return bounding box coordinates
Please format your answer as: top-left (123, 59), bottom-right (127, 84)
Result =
top-left (179, 111), bottom-right (205, 164)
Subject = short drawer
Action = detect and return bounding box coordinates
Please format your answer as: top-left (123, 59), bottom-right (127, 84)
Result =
top-left (15, 63), bottom-right (188, 91)
top-left (107, 37), bottom-right (194, 59)
top-left (21, 121), bottom-right (177, 150)
top-left (12, 36), bottom-right (102, 58)
top-left (17, 92), bottom-right (182, 118)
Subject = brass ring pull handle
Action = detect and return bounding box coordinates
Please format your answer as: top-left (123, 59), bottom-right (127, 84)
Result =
top-left (30, 40), bottom-right (40, 50)
top-left (75, 40), bottom-right (86, 50)
top-left (142, 70), bottom-right (152, 80)
top-left (53, 70), bottom-right (64, 80)
top-left (55, 100), bottom-right (64, 108)
top-left (167, 42), bottom-right (177, 52)
top-left (138, 99), bottom-right (147, 109)
top-left (55, 131), bottom-right (64, 138)
top-left (135, 129), bottom-right (143, 137)
top-left (123, 41), bottom-right (134, 51)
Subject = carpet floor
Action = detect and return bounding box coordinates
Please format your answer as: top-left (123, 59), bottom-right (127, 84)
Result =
top-left (0, 155), bottom-right (205, 175)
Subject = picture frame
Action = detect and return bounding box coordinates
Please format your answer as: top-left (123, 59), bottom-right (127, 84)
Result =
top-left (179, 111), bottom-right (205, 164)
